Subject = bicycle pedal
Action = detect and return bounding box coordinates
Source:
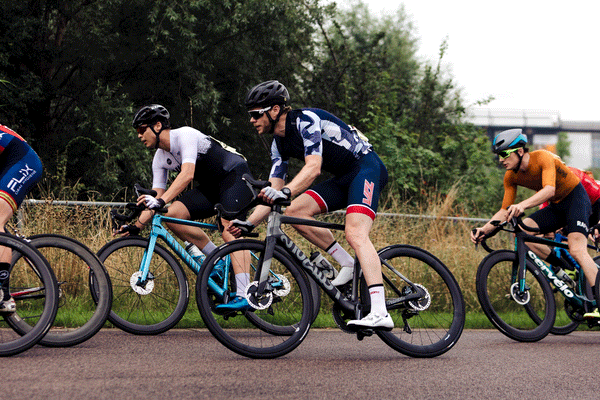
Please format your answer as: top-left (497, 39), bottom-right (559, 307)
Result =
top-left (356, 329), bottom-right (374, 341)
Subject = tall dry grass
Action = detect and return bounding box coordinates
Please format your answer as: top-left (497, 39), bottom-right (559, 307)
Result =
top-left (15, 195), bottom-right (515, 315)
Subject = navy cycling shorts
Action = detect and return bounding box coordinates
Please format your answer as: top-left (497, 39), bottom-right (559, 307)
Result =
top-left (305, 151), bottom-right (388, 220)
top-left (0, 147), bottom-right (43, 212)
top-left (529, 183), bottom-right (591, 236)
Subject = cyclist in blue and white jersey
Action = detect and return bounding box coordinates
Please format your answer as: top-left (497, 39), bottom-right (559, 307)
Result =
top-left (0, 124), bottom-right (43, 313)
top-left (228, 81), bottom-right (392, 329)
top-left (116, 104), bottom-right (255, 310)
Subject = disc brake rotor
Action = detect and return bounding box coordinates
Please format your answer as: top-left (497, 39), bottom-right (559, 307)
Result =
top-left (408, 283), bottom-right (431, 311)
top-left (510, 282), bottom-right (531, 305)
top-left (271, 274), bottom-right (291, 297)
top-left (245, 281), bottom-right (273, 310)
top-left (130, 271), bottom-right (154, 295)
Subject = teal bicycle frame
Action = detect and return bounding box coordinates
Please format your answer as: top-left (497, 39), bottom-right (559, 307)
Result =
top-left (136, 213), bottom-right (230, 298)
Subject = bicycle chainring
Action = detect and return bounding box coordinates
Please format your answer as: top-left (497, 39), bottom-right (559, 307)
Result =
top-left (245, 281), bottom-right (273, 310)
top-left (564, 299), bottom-right (585, 322)
top-left (408, 283), bottom-right (431, 311)
top-left (331, 303), bottom-right (356, 334)
top-left (130, 271), bottom-right (154, 295)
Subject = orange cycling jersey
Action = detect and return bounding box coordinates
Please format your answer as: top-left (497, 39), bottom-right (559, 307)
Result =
top-left (501, 149), bottom-right (580, 209)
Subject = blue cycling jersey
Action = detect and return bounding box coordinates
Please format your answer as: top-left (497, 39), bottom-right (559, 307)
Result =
top-left (269, 108), bottom-right (372, 180)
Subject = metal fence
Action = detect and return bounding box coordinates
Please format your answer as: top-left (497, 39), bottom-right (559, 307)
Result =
top-left (19, 199), bottom-right (489, 224)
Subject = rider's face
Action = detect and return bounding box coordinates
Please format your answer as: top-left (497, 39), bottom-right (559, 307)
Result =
top-left (248, 106), bottom-right (276, 134)
top-left (137, 122), bottom-right (160, 148)
top-left (499, 149), bottom-right (521, 170)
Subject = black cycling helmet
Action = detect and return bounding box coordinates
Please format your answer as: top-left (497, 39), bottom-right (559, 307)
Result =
top-left (132, 104), bottom-right (171, 149)
top-left (132, 104), bottom-right (171, 129)
top-left (245, 80), bottom-right (289, 110)
top-left (492, 128), bottom-right (527, 153)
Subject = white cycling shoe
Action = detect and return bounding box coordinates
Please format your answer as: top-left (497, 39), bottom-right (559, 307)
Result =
top-left (0, 297), bottom-right (16, 314)
top-left (331, 266), bottom-right (353, 286)
top-left (347, 312), bottom-right (394, 330)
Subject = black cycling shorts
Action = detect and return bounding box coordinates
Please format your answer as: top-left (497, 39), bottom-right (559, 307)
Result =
top-left (529, 183), bottom-right (591, 236)
top-left (177, 163), bottom-right (253, 220)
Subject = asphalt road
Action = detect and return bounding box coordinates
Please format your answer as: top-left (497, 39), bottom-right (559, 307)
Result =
top-left (5, 329), bottom-right (600, 400)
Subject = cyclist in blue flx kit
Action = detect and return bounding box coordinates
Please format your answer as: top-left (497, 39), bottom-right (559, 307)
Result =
top-left (0, 124), bottom-right (43, 313)
top-left (117, 104), bottom-right (255, 310)
top-left (228, 81), bottom-right (392, 328)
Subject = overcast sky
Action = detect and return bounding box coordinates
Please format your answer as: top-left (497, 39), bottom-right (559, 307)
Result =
top-left (344, 0), bottom-right (599, 121)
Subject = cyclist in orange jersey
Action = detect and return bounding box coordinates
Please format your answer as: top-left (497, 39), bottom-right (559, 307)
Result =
top-left (470, 128), bottom-right (600, 320)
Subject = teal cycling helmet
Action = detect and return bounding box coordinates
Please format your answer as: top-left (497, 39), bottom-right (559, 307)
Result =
top-left (492, 128), bottom-right (527, 153)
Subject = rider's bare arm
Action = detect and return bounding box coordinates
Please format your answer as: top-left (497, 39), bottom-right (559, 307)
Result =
top-left (281, 154), bottom-right (322, 197)
top-left (154, 162), bottom-right (195, 204)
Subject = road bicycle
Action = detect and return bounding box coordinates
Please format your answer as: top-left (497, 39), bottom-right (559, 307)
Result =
top-left (0, 232), bottom-right (58, 356)
top-left (7, 231), bottom-right (112, 347)
top-left (196, 175), bottom-right (465, 359)
top-left (475, 216), bottom-right (600, 342)
top-left (97, 185), bottom-right (321, 335)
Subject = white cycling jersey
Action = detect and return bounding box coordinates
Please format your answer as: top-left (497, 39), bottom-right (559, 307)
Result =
top-left (152, 127), bottom-right (245, 189)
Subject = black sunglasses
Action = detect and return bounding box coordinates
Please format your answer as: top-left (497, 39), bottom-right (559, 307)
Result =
top-left (248, 106), bottom-right (272, 120)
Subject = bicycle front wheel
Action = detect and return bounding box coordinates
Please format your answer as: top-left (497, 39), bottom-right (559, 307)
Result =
top-left (362, 245), bottom-right (465, 358)
top-left (196, 239), bottom-right (313, 359)
top-left (476, 250), bottom-right (555, 342)
top-left (0, 233), bottom-right (58, 356)
top-left (97, 237), bottom-right (189, 335)
top-left (7, 234), bottom-right (112, 347)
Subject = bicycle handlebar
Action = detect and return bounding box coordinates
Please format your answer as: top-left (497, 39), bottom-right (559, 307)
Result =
top-left (474, 215), bottom-right (599, 253)
top-left (110, 184), bottom-right (169, 230)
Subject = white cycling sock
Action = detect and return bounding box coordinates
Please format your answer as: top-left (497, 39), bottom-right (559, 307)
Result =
top-left (236, 273), bottom-right (251, 298)
top-left (201, 241), bottom-right (218, 255)
top-left (369, 284), bottom-right (387, 316)
top-left (326, 241), bottom-right (354, 269)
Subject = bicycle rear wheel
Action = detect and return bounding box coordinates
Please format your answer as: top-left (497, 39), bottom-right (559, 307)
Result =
top-left (96, 237), bottom-right (189, 335)
top-left (7, 234), bottom-right (112, 347)
top-left (0, 233), bottom-right (58, 356)
top-left (476, 250), bottom-right (555, 342)
top-left (361, 245), bottom-right (465, 358)
top-left (196, 239), bottom-right (313, 359)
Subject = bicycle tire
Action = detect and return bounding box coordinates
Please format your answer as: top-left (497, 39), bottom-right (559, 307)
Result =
top-left (524, 274), bottom-right (582, 335)
top-left (360, 245), bottom-right (465, 358)
top-left (7, 234), bottom-right (112, 347)
top-left (476, 250), bottom-right (555, 342)
top-left (0, 233), bottom-right (58, 356)
top-left (96, 237), bottom-right (189, 335)
top-left (196, 239), bottom-right (313, 359)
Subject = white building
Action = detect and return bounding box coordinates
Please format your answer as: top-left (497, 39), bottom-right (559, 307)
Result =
top-left (467, 108), bottom-right (600, 170)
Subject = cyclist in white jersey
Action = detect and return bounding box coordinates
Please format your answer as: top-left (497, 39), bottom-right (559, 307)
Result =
top-left (115, 104), bottom-right (255, 310)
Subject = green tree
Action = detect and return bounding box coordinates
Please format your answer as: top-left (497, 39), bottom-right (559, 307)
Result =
top-left (305, 2), bottom-right (501, 213)
top-left (556, 131), bottom-right (571, 161)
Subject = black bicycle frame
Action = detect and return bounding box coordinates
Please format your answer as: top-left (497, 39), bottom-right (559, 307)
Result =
top-left (254, 207), bottom-right (423, 315)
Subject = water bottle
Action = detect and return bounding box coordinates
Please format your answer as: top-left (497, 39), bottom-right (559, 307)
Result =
top-left (554, 268), bottom-right (575, 289)
top-left (310, 252), bottom-right (336, 279)
top-left (184, 241), bottom-right (203, 259)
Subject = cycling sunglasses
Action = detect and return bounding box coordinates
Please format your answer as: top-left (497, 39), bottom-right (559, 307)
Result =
top-left (248, 106), bottom-right (272, 120)
top-left (498, 148), bottom-right (520, 160)
top-left (136, 125), bottom-right (149, 135)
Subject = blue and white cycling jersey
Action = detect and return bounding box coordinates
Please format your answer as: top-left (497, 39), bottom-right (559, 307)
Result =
top-left (269, 108), bottom-right (372, 180)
